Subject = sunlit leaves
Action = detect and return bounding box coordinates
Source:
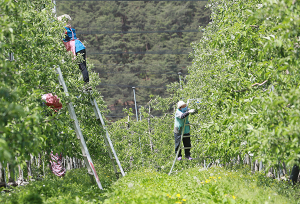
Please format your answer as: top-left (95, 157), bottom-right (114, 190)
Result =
top-left (185, 0), bottom-right (300, 167)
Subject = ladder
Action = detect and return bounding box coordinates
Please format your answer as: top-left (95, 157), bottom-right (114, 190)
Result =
top-left (168, 118), bottom-right (192, 175)
top-left (56, 67), bottom-right (124, 190)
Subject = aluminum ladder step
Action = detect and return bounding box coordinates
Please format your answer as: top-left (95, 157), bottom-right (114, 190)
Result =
top-left (180, 147), bottom-right (192, 150)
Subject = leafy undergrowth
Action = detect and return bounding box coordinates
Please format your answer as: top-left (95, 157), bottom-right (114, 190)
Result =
top-left (0, 167), bottom-right (116, 204)
top-left (1, 167), bottom-right (299, 204)
top-left (104, 167), bottom-right (299, 204)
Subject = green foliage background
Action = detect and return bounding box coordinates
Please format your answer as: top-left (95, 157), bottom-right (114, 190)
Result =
top-left (0, 0), bottom-right (110, 170)
top-left (182, 0), bottom-right (300, 167)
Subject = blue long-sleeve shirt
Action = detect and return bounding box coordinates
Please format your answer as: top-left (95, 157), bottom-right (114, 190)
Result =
top-left (63, 27), bottom-right (85, 53)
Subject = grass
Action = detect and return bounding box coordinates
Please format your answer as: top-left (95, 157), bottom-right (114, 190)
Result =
top-left (0, 166), bottom-right (299, 204)
top-left (0, 166), bottom-right (115, 204)
top-left (104, 167), bottom-right (299, 204)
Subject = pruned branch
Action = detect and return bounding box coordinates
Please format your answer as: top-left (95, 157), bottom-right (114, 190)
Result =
top-left (232, 80), bottom-right (268, 93)
top-left (252, 80), bottom-right (268, 87)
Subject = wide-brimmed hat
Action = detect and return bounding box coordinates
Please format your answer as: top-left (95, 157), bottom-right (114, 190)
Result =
top-left (177, 101), bottom-right (186, 109)
top-left (57, 14), bottom-right (72, 22)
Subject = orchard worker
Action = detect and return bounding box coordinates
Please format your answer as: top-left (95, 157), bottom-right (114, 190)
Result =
top-left (41, 93), bottom-right (62, 112)
top-left (174, 101), bottom-right (195, 161)
top-left (41, 94), bottom-right (66, 177)
top-left (57, 14), bottom-right (90, 85)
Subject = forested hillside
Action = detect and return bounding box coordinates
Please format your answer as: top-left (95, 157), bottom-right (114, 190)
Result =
top-left (56, 1), bottom-right (210, 117)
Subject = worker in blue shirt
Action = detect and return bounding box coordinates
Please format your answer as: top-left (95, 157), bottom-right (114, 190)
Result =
top-left (58, 14), bottom-right (89, 85)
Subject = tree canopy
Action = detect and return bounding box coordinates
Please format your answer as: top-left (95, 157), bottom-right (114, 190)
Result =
top-left (183, 0), bottom-right (300, 166)
top-left (1, 0), bottom-right (107, 165)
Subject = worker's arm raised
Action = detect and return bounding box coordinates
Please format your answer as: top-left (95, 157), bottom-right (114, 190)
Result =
top-left (175, 109), bottom-right (189, 119)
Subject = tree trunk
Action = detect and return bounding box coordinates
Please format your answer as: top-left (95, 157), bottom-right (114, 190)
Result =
top-left (259, 161), bottom-right (263, 172)
top-left (65, 156), bottom-right (69, 170)
top-left (7, 163), bottom-right (17, 186)
top-left (73, 157), bottom-right (76, 169)
top-left (63, 157), bottom-right (66, 169)
top-left (17, 163), bottom-right (24, 185)
top-left (70, 157), bottom-right (73, 169)
top-left (38, 153), bottom-right (42, 171)
top-left (26, 159), bottom-right (32, 181)
top-left (244, 154), bottom-right (250, 165)
top-left (0, 162), bottom-right (6, 187)
top-left (254, 160), bottom-right (259, 172)
top-left (237, 155), bottom-right (240, 165)
top-left (34, 155), bottom-right (37, 166)
top-left (266, 167), bottom-right (274, 178)
top-left (30, 154), bottom-right (34, 178)
top-left (282, 161), bottom-right (287, 175)
top-left (7, 163), bottom-right (15, 183)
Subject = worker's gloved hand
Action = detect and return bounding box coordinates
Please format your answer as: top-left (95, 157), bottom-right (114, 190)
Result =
top-left (188, 109), bottom-right (195, 113)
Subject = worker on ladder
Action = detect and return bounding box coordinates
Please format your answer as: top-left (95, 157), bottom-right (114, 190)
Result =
top-left (57, 14), bottom-right (90, 88)
top-left (174, 101), bottom-right (195, 161)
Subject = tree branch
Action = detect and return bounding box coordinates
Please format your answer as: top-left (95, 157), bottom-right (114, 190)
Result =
top-left (251, 80), bottom-right (268, 87)
top-left (232, 80), bottom-right (268, 93)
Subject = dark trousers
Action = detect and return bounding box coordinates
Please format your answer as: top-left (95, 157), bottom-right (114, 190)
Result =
top-left (174, 132), bottom-right (191, 157)
top-left (76, 49), bottom-right (89, 83)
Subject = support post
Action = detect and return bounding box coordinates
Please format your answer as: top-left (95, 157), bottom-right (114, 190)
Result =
top-left (178, 72), bottom-right (182, 90)
top-left (91, 98), bottom-right (125, 177)
top-left (148, 102), bottom-right (153, 152)
top-left (138, 105), bottom-right (142, 121)
top-left (52, 0), bottom-right (57, 17)
top-left (132, 87), bottom-right (138, 122)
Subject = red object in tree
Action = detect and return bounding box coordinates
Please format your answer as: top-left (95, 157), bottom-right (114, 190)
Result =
top-left (42, 93), bottom-right (62, 112)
